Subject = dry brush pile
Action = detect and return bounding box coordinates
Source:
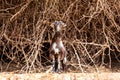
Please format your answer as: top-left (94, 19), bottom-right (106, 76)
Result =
top-left (0, 0), bottom-right (120, 73)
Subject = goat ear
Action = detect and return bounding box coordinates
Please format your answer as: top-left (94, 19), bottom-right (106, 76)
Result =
top-left (59, 21), bottom-right (66, 27)
top-left (50, 22), bottom-right (55, 28)
top-left (62, 22), bottom-right (67, 27)
top-left (63, 23), bottom-right (67, 27)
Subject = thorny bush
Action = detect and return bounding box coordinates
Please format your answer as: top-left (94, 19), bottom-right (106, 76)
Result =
top-left (0, 0), bottom-right (120, 72)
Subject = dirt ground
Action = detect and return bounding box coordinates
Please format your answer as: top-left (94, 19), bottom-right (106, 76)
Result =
top-left (0, 62), bottom-right (120, 80)
top-left (0, 67), bottom-right (120, 80)
top-left (0, 72), bottom-right (120, 80)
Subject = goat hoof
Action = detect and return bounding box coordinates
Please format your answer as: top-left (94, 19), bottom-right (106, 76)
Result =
top-left (56, 69), bottom-right (61, 74)
top-left (58, 71), bottom-right (61, 74)
top-left (51, 70), bottom-right (55, 73)
top-left (51, 69), bottom-right (55, 73)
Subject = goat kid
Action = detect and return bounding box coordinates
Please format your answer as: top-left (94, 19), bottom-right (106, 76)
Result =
top-left (49, 21), bottom-right (67, 73)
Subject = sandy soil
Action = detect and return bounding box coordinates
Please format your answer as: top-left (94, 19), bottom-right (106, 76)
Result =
top-left (0, 72), bottom-right (120, 80)
top-left (0, 62), bottom-right (120, 80)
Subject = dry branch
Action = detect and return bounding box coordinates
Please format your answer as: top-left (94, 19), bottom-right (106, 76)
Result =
top-left (10, 0), bottom-right (33, 22)
top-left (0, 0), bottom-right (120, 73)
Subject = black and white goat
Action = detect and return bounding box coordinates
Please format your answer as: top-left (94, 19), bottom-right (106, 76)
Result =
top-left (49, 21), bottom-right (67, 73)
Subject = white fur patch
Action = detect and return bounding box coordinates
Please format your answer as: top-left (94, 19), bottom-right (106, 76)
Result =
top-left (59, 41), bottom-right (64, 48)
top-left (53, 41), bottom-right (64, 48)
top-left (55, 48), bottom-right (59, 54)
top-left (52, 43), bottom-right (57, 50)
top-left (52, 41), bottom-right (65, 54)
top-left (52, 43), bottom-right (59, 54)
top-left (56, 26), bottom-right (60, 32)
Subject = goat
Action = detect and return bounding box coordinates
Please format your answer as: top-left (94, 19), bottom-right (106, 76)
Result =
top-left (49, 21), bottom-right (67, 73)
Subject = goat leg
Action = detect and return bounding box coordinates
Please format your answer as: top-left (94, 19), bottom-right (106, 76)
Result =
top-left (61, 60), bottom-right (65, 71)
top-left (52, 56), bottom-right (55, 73)
top-left (62, 55), bottom-right (67, 72)
top-left (57, 55), bottom-right (61, 73)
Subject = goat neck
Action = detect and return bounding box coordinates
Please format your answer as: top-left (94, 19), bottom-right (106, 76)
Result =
top-left (56, 25), bottom-right (61, 32)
